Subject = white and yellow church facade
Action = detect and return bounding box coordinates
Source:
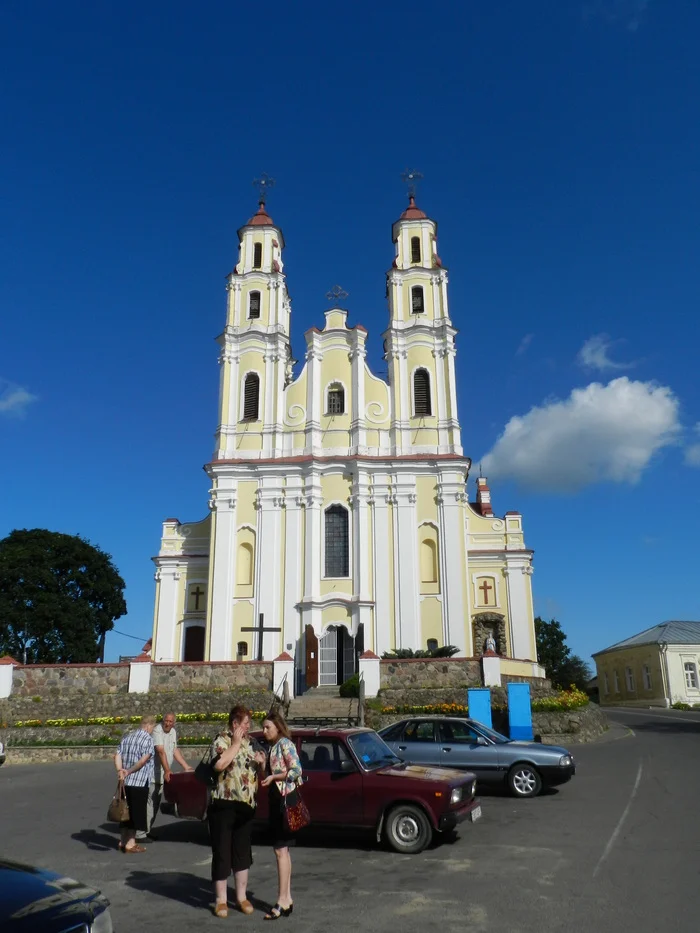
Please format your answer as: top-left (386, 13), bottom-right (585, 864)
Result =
top-left (151, 194), bottom-right (538, 689)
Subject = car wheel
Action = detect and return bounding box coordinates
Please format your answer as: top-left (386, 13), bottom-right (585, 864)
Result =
top-left (385, 804), bottom-right (432, 854)
top-left (507, 763), bottom-right (542, 798)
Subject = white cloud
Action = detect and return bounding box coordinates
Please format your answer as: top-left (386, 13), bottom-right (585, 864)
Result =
top-left (577, 334), bottom-right (634, 372)
top-left (0, 382), bottom-right (38, 417)
top-left (684, 423), bottom-right (700, 467)
top-left (515, 333), bottom-right (534, 357)
top-left (480, 377), bottom-right (680, 492)
top-left (584, 0), bottom-right (651, 32)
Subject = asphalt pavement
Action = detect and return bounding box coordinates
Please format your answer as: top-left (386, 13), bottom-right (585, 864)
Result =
top-left (1, 708), bottom-right (699, 932)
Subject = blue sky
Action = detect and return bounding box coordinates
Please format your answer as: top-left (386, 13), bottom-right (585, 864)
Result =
top-left (1, 0), bottom-right (698, 667)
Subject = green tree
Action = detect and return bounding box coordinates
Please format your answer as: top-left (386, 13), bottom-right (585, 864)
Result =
top-left (0, 529), bottom-right (126, 663)
top-left (535, 617), bottom-right (591, 690)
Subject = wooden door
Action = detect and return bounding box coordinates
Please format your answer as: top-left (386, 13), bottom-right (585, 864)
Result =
top-left (305, 624), bottom-right (318, 688)
top-left (183, 625), bottom-right (205, 661)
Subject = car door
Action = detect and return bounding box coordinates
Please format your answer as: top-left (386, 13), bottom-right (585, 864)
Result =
top-left (299, 737), bottom-right (364, 824)
top-left (393, 720), bottom-right (440, 766)
top-left (436, 720), bottom-right (502, 783)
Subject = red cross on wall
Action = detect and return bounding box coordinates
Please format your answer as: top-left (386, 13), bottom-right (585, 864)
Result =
top-left (478, 579), bottom-right (493, 605)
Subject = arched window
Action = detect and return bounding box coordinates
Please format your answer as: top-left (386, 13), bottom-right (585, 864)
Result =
top-left (253, 242), bottom-right (263, 269)
top-left (324, 505), bottom-right (349, 577)
top-left (411, 285), bottom-right (425, 314)
top-left (413, 368), bottom-right (431, 416)
top-left (420, 538), bottom-right (438, 584)
top-left (249, 291), bottom-right (261, 319)
top-left (327, 384), bottom-right (345, 415)
top-left (236, 641), bottom-right (248, 661)
top-left (242, 373), bottom-right (260, 421)
top-left (411, 236), bottom-right (421, 263)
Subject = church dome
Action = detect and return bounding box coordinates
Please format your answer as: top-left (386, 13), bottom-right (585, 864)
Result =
top-left (399, 195), bottom-right (427, 220)
top-left (247, 201), bottom-right (274, 226)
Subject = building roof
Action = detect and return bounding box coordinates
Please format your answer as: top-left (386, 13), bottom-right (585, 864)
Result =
top-left (399, 195), bottom-right (427, 220)
top-left (247, 201), bottom-right (274, 226)
top-left (593, 621), bottom-right (700, 655)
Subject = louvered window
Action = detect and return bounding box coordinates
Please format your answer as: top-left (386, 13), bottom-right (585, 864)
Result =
top-left (413, 369), bottom-right (431, 416)
top-left (411, 236), bottom-right (421, 263)
top-left (325, 505), bottom-right (349, 577)
top-left (327, 385), bottom-right (345, 415)
top-left (249, 291), bottom-right (261, 319)
top-left (253, 242), bottom-right (263, 268)
top-left (242, 373), bottom-right (260, 421)
top-left (411, 285), bottom-right (424, 314)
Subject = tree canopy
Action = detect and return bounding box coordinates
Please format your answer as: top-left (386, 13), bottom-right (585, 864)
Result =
top-left (534, 616), bottom-right (591, 690)
top-left (0, 529), bottom-right (126, 663)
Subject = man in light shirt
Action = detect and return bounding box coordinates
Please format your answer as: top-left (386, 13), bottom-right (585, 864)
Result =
top-left (139, 712), bottom-right (193, 841)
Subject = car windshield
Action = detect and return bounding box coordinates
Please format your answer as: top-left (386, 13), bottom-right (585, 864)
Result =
top-left (347, 731), bottom-right (401, 770)
top-left (471, 722), bottom-right (511, 744)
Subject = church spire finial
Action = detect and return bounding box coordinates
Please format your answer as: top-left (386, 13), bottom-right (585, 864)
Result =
top-left (253, 172), bottom-right (276, 206)
top-left (401, 168), bottom-right (424, 200)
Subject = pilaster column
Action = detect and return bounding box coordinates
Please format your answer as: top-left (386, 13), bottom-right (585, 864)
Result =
top-left (305, 343), bottom-right (322, 452)
top-left (437, 474), bottom-right (468, 652)
top-left (255, 478), bottom-right (285, 659)
top-left (263, 348), bottom-right (277, 456)
top-left (219, 345), bottom-right (240, 456)
top-left (350, 342), bottom-right (367, 451)
top-left (152, 566), bottom-right (182, 662)
top-left (433, 346), bottom-right (449, 451)
top-left (303, 473), bottom-right (323, 607)
top-left (229, 280), bottom-right (242, 328)
top-left (283, 477), bottom-right (304, 658)
top-left (446, 343), bottom-right (461, 449)
top-left (209, 489), bottom-right (237, 660)
top-left (505, 561), bottom-right (535, 660)
top-left (393, 474), bottom-right (420, 650)
top-left (370, 477), bottom-right (391, 656)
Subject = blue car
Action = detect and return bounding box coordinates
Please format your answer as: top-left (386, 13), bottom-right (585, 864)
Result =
top-left (379, 717), bottom-right (575, 798)
top-left (0, 859), bottom-right (112, 932)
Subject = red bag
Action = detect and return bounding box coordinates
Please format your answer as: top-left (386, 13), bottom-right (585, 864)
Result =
top-left (283, 788), bottom-right (311, 832)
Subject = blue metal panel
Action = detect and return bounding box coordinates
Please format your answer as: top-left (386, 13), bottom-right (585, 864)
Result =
top-left (507, 683), bottom-right (533, 740)
top-left (467, 688), bottom-right (492, 728)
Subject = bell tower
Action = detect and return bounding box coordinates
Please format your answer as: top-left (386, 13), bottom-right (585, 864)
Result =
top-left (384, 173), bottom-right (462, 455)
top-left (214, 176), bottom-right (293, 460)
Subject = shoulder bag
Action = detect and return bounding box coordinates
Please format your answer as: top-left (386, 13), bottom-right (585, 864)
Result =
top-left (194, 739), bottom-right (220, 790)
top-left (283, 786), bottom-right (311, 832)
top-left (107, 779), bottom-right (130, 823)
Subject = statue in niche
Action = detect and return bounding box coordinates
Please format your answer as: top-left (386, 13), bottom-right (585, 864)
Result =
top-left (484, 631), bottom-right (497, 654)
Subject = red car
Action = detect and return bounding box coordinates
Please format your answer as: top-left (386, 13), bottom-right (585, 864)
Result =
top-left (163, 726), bottom-right (481, 854)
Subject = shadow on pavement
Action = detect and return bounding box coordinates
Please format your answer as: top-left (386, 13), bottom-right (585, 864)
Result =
top-left (124, 870), bottom-right (271, 914)
top-left (71, 828), bottom-right (120, 852)
top-left (614, 718), bottom-right (700, 736)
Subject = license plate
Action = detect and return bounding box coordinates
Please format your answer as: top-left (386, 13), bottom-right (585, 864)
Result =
top-left (469, 805), bottom-right (482, 822)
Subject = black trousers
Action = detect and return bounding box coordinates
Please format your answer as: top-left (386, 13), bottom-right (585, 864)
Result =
top-left (208, 800), bottom-right (255, 881)
top-left (121, 784), bottom-right (149, 833)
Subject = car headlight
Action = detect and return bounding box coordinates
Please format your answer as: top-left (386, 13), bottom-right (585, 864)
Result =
top-left (450, 787), bottom-right (462, 805)
top-left (91, 906), bottom-right (114, 933)
top-left (559, 755), bottom-right (573, 767)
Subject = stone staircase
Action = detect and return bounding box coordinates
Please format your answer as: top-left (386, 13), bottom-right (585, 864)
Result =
top-left (286, 688), bottom-right (361, 727)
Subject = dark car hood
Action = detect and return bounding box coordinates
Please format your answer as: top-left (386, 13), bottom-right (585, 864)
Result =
top-left (376, 763), bottom-right (474, 784)
top-left (0, 859), bottom-right (102, 924)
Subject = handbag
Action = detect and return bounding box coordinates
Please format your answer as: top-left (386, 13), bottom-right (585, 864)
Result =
top-left (194, 741), bottom-right (220, 789)
top-left (283, 786), bottom-right (311, 832)
top-left (107, 779), bottom-right (130, 823)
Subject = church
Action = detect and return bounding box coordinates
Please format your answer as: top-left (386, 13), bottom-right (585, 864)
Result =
top-left (150, 188), bottom-right (538, 690)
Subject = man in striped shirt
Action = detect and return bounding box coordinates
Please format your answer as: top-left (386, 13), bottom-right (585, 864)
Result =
top-left (114, 715), bottom-right (156, 853)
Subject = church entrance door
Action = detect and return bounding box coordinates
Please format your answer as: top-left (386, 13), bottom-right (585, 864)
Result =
top-left (305, 625), bottom-right (318, 689)
top-left (183, 625), bottom-right (205, 662)
top-left (318, 626), bottom-right (355, 687)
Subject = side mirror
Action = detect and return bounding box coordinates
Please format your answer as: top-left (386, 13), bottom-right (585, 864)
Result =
top-left (476, 736), bottom-right (489, 747)
top-left (340, 759), bottom-right (357, 773)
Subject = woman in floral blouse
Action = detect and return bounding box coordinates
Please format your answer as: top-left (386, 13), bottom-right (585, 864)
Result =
top-left (261, 710), bottom-right (303, 920)
top-left (209, 704), bottom-right (266, 919)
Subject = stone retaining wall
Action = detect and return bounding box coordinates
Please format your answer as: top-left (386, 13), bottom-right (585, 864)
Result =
top-left (4, 745), bottom-right (211, 765)
top-left (11, 663), bottom-right (130, 696)
top-left (0, 687), bottom-right (274, 727)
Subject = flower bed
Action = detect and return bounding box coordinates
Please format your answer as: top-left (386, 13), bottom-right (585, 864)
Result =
top-left (377, 687), bottom-right (589, 717)
top-left (4, 711), bottom-right (268, 729)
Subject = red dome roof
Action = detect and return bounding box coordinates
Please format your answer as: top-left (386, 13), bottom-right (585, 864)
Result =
top-left (399, 195), bottom-right (427, 220)
top-left (247, 201), bottom-right (274, 226)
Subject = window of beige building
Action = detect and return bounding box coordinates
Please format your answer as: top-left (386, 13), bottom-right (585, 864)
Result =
top-left (613, 669), bottom-right (620, 693)
top-left (684, 661), bottom-right (698, 690)
top-left (625, 667), bottom-right (635, 692)
top-left (643, 665), bottom-right (652, 690)
top-left (603, 672), bottom-right (609, 694)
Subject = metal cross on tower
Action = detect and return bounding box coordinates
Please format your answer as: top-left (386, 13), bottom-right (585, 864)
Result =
top-left (325, 285), bottom-right (349, 304)
top-left (253, 173), bottom-right (276, 204)
top-left (401, 168), bottom-right (424, 198)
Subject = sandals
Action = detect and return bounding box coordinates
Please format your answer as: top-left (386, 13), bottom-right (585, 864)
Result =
top-left (265, 904), bottom-right (294, 920)
top-left (122, 844), bottom-right (147, 854)
top-left (237, 900), bottom-right (255, 915)
top-left (214, 903), bottom-right (228, 918)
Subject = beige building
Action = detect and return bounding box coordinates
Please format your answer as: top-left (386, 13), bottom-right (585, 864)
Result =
top-left (594, 621), bottom-right (700, 708)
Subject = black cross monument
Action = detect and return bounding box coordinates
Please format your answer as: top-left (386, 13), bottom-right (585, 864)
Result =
top-left (241, 613), bottom-right (282, 662)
